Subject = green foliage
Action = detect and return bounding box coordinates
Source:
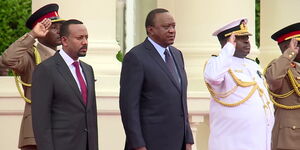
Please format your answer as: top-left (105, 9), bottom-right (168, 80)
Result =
top-left (116, 50), bottom-right (124, 62)
top-left (255, 0), bottom-right (260, 48)
top-left (0, 0), bottom-right (31, 55)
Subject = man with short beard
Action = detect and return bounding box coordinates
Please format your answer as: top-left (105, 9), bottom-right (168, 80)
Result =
top-left (31, 19), bottom-right (98, 150)
top-left (1, 3), bottom-right (64, 150)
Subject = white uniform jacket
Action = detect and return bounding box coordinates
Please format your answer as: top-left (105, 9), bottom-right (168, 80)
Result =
top-left (204, 43), bottom-right (274, 150)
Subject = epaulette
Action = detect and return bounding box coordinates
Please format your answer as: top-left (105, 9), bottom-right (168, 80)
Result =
top-left (245, 57), bottom-right (260, 64)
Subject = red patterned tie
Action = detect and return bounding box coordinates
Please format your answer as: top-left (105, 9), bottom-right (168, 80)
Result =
top-left (73, 61), bottom-right (87, 104)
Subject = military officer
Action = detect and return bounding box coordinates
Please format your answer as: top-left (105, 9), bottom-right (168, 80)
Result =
top-left (265, 22), bottom-right (300, 150)
top-left (1, 3), bottom-right (64, 150)
top-left (204, 18), bottom-right (274, 150)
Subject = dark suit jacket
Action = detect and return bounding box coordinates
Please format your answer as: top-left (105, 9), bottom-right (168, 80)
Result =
top-left (119, 38), bottom-right (194, 150)
top-left (31, 52), bottom-right (98, 150)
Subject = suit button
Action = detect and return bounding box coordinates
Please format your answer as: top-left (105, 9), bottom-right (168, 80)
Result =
top-left (84, 128), bottom-right (88, 132)
top-left (292, 126), bottom-right (296, 130)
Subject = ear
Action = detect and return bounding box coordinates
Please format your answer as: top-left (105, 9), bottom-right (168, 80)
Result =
top-left (61, 36), bottom-right (68, 47)
top-left (146, 26), bottom-right (154, 35)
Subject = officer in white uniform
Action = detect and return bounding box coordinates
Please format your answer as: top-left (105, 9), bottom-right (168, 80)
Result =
top-left (204, 18), bottom-right (274, 150)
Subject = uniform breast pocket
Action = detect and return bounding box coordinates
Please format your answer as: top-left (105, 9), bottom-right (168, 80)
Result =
top-left (277, 120), bottom-right (300, 149)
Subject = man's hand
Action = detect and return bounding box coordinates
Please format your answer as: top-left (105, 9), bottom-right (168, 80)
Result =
top-left (185, 143), bottom-right (192, 150)
top-left (227, 33), bottom-right (236, 47)
top-left (29, 18), bottom-right (52, 38)
top-left (289, 38), bottom-right (299, 56)
top-left (135, 146), bottom-right (147, 150)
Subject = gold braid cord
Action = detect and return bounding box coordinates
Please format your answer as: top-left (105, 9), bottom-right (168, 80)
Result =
top-left (264, 66), bottom-right (300, 109)
top-left (13, 47), bottom-right (41, 103)
top-left (205, 69), bottom-right (260, 107)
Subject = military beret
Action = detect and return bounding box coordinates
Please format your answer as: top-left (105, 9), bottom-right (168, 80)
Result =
top-left (26, 3), bottom-right (64, 29)
top-left (271, 22), bottom-right (300, 43)
top-left (212, 18), bottom-right (252, 40)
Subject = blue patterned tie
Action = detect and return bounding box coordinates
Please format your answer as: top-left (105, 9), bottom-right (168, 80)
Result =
top-left (164, 49), bottom-right (180, 87)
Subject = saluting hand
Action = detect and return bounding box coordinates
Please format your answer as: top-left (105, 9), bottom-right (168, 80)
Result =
top-left (289, 38), bottom-right (299, 56)
top-left (228, 33), bottom-right (236, 47)
top-left (29, 18), bottom-right (52, 38)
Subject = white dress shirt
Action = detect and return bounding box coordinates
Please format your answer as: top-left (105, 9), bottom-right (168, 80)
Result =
top-left (59, 49), bottom-right (86, 91)
top-left (148, 37), bottom-right (169, 62)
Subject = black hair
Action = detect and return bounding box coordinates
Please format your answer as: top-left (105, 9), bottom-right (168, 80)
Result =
top-left (60, 19), bottom-right (83, 37)
top-left (145, 8), bottom-right (169, 28)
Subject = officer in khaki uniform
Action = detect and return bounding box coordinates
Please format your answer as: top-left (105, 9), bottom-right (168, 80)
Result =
top-left (1, 4), bottom-right (64, 150)
top-left (265, 22), bottom-right (300, 150)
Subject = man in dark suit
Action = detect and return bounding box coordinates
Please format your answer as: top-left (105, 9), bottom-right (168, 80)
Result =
top-left (31, 19), bottom-right (98, 150)
top-left (119, 8), bottom-right (194, 150)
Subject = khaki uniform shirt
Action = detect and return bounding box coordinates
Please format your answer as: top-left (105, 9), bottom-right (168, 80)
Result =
top-left (265, 48), bottom-right (300, 150)
top-left (1, 33), bottom-right (56, 148)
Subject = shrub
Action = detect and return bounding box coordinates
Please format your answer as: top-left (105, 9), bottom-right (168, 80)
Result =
top-left (0, 0), bottom-right (31, 55)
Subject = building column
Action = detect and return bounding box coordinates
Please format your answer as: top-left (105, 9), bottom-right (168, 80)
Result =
top-left (259, 0), bottom-right (300, 67)
top-left (32, 0), bottom-right (120, 96)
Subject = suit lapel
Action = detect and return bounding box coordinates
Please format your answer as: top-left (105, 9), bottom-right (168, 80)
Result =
top-left (80, 61), bottom-right (93, 109)
top-left (54, 52), bottom-right (86, 108)
top-left (169, 47), bottom-right (185, 90)
top-left (169, 47), bottom-right (189, 116)
top-left (144, 39), bottom-right (181, 92)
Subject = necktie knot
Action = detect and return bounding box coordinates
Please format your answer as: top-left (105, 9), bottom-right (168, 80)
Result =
top-left (73, 61), bottom-right (80, 68)
top-left (164, 49), bottom-right (170, 58)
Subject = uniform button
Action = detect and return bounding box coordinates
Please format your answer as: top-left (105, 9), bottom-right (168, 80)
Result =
top-left (289, 54), bottom-right (293, 58)
top-left (292, 126), bottom-right (296, 130)
top-left (292, 52), bottom-right (295, 55)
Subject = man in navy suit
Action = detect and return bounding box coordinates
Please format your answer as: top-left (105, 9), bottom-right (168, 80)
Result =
top-left (31, 19), bottom-right (98, 150)
top-left (119, 8), bottom-right (194, 150)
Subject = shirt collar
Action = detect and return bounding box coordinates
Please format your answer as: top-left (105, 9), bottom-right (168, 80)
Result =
top-left (59, 49), bottom-right (79, 66)
top-left (148, 37), bottom-right (169, 55)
